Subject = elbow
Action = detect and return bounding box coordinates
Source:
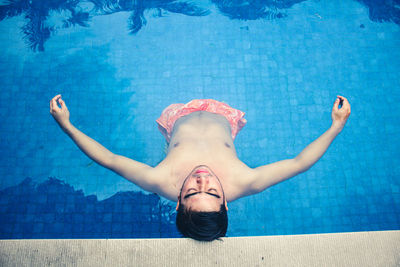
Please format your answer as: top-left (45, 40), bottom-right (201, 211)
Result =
top-left (103, 153), bottom-right (117, 169)
top-left (293, 158), bottom-right (310, 174)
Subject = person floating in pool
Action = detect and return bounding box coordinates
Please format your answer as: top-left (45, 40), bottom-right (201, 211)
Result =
top-left (50, 95), bottom-right (351, 241)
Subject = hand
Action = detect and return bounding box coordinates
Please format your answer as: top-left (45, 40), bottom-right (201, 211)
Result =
top-left (50, 94), bottom-right (70, 130)
top-left (331, 95), bottom-right (351, 131)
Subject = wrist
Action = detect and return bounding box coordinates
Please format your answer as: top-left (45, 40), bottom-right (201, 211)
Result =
top-left (330, 122), bottom-right (344, 134)
top-left (61, 121), bottom-right (73, 133)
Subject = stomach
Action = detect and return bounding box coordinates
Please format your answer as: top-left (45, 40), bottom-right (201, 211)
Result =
top-left (170, 112), bottom-right (233, 146)
top-left (168, 128), bottom-right (236, 154)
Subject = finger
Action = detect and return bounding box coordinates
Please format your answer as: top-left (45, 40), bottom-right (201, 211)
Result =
top-left (342, 98), bottom-right (350, 108)
top-left (51, 94), bottom-right (61, 103)
top-left (59, 98), bottom-right (67, 109)
top-left (337, 95), bottom-right (351, 111)
top-left (332, 97), bottom-right (340, 111)
top-left (337, 95), bottom-right (349, 104)
top-left (50, 98), bottom-right (56, 111)
top-left (51, 97), bottom-right (61, 112)
top-left (50, 95), bottom-right (61, 113)
top-left (346, 102), bottom-right (351, 114)
top-left (341, 97), bottom-right (351, 112)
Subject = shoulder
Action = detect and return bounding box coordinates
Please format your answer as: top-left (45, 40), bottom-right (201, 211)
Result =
top-left (149, 163), bottom-right (179, 202)
top-left (226, 162), bottom-right (259, 202)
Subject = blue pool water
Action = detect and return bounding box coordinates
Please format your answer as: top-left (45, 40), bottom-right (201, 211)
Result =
top-left (0, 0), bottom-right (399, 238)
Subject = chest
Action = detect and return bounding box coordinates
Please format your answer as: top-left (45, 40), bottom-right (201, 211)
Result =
top-left (156, 111), bottom-right (248, 201)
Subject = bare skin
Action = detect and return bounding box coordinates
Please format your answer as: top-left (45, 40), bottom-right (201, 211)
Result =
top-left (50, 95), bottom-right (351, 212)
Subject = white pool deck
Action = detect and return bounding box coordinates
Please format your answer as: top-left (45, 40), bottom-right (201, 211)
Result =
top-left (1, 230), bottom-right (399, 266)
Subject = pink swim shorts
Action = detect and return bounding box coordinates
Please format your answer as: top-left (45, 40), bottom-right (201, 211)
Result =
top-left (156, 99), bottom-right (247, 143)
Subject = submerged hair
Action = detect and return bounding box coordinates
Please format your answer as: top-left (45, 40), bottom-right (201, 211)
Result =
top-left (176, 203), bottom-right (228, 241)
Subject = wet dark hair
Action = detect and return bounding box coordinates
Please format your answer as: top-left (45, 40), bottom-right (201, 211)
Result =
top-left (176, 203), bottom-right (228, 241)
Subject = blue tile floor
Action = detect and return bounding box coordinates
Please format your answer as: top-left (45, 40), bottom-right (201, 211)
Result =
top-left (0, 0), bottom-right (399, 238)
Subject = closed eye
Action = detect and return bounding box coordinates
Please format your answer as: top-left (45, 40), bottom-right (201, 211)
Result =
top-left (206, 192), bottom-right (221, 198)
top-left (184, 192), bottom-right (221, 199)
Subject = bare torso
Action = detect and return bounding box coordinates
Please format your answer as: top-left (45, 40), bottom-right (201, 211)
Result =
top-left (153, 111), bottom-right (253, 202)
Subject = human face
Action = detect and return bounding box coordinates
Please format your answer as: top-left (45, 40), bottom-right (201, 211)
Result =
top-left (177, 165), bottom-right (228, 212)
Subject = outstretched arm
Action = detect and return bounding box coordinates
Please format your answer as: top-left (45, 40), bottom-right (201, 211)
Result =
top-left (49, 94), bottom-right (159, 192)
top-left (248, 95), bottom-right (351, 194)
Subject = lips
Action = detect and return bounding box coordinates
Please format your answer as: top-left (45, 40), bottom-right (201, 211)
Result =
top-left (195, 169), bottom-right (209, 174)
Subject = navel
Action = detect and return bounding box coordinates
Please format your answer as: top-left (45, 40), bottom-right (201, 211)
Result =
top-left (173, 142), bottom-right (180, 148)
top-left (224, 142), bottom-right (231, 148)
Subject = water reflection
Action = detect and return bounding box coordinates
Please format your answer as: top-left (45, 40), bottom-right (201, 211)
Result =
top-left (210, 0), bottom-right (304, 20)
top-left (1, 0), bottom-right (399, 52)
top-left (356, 0), bottom-right (400, 25)
top-left (0, 0), bottom-right (90, 51)
top-left (91, 0), bottom-right (210, 34)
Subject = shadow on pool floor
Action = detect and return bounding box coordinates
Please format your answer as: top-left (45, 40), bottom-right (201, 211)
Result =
top-left (0, 177), bottom-right (179, 239)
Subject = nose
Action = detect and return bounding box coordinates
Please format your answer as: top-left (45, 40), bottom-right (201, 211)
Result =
top-left (196, 175), bottom-right (209, 190)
